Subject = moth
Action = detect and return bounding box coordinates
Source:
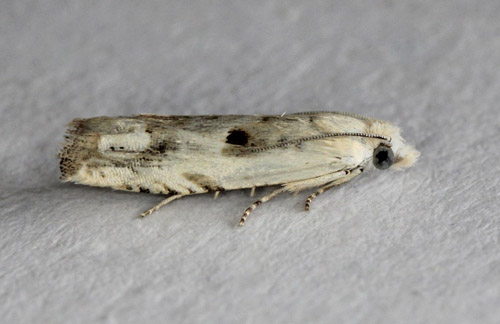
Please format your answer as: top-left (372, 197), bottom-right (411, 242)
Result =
top-left (59, 111), bottom-right (419, 226)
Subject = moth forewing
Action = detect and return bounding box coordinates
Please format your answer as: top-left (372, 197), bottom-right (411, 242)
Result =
top-left (59, 112), bottom-right (419, 225)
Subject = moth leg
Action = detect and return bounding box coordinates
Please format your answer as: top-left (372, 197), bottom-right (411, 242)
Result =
top-left (140, 194), bottom-right (185, 218)
top-left (250, 186), bottom-right (256, 197)
top-left (214, 191), bottom-right (220, 200)
top-left (305, 182), bottom-right (338, 211)
top-left (305, 167), bottom-right (364, 210)
top-left (239, 187), bottom-right (287, 226)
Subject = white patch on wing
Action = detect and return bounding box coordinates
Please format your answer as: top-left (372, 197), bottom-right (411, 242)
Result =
top-left (98, 133), bottom-right (151, 153)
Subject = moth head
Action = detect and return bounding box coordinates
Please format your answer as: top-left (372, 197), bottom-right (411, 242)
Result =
top-left (373, 144), bottom-right (394, 170)
top-left (369, 121), bottom-right (420, 170)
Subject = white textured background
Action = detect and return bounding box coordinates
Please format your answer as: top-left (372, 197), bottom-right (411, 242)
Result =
top-left (1, 1), bottom-right (500, 323)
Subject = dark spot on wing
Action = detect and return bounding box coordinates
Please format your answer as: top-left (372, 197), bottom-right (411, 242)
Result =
top-left (226, 129), bottom-right (249, 146)
top-left (139, 187), bottom-right (150, 193)
top-left (157, 141), bottom-right (167, 153)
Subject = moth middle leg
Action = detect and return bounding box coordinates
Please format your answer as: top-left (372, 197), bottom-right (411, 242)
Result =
top-left (140, 194), bottom-right (186, 217)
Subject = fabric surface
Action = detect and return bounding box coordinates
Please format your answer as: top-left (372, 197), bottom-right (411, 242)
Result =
top-left (1, 1), bottom-right (499, 323)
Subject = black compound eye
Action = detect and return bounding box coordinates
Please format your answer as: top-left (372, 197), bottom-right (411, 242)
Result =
top-left (373, 145), bottom-right (394, 170)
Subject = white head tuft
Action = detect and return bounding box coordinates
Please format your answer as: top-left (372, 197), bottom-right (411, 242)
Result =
top-left (368, 121), bottom-right (420, 170)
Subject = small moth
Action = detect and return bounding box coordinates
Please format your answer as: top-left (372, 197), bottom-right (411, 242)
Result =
top-left (59, 111), bottom-right (419, 226)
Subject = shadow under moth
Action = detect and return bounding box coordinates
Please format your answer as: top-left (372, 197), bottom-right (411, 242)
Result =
top-left (59, 111), bottom-right (420, 226)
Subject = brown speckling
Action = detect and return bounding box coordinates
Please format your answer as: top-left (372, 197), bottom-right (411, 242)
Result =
top-left (183, 173), bottom-right (219, 192)
top-left (109, 160), bottom-right (128, 168)
top-left (148, 138), bottom-right (179, 154)
top-left (278, 135), bottom-right (288, 143)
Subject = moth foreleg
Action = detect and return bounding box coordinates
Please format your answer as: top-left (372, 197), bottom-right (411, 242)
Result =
top-left (304, 167), bottom-right (364, 210)
top-left (305, 182), bottom-right (338, 211)
top-left (140, 194), bottom-right (186, 218)
top-left (239, 187), bottom-right (287, 226)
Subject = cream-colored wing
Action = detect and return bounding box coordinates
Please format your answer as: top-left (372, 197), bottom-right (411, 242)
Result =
top-left (60, 114), bottom-right (379, 194)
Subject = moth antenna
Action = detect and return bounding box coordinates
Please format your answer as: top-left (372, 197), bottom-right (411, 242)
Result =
top-left (247, 132), bottom-right (391, 153)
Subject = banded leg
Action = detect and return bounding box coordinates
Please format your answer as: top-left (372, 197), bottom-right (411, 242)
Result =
top-left (239, 187), bottom-right (287, 226)
top-left (304, 167), bottom-right (364, 210)
top-left (305, 182), bottom-right (338, 210)
top-left (140, 194), bottom-right (185, 217)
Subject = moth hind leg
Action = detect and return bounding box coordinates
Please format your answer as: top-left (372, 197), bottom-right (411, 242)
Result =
top-left (239, 187), bottom-right (287, 226)
top-left (140, 193), bottom-right (186, 218)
